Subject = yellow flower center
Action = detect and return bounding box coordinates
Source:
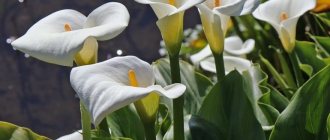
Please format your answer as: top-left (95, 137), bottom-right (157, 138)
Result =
top-left (215, 0), bottom-right (221, 7)
top-left (168, 0), bottom-right (175, 6)
top-left (64, 23), bottom-right (72, 32)
top-left (128, 69), bottom-right (138, 87)
top-left (280, 12), bottom-right (288, 22)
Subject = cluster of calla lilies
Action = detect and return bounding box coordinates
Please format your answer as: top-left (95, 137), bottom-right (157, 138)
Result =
top-left (5, 0), bottom-right (330, 139)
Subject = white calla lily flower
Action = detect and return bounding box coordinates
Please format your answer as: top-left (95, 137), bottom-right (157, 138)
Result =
top-left (11, 2), bottom-right (129, 66)
top-left (252, 0), bottom-right (316, 53)
top-left (197, 0), bottom-right (259, 53)
top-left (200, 56), bottom-right (252, 74)
top-left (190, 36), bottom-right (255, 64)
top-left (57, 130), bottom-right (82, 140)
top-left (135, 0), bottom-right (204, 55)
top-left (70, 56), bottom-right (186, 125)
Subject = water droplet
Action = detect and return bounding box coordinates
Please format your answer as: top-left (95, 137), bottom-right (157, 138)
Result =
top-left (18, 0), bottom-right (24, 3)
top-left (6, 36), bottom-right (16, 44)
top-left (24, 54), bottom-right (30, 58)
top-left (116, 49), bottom-right (123, 56)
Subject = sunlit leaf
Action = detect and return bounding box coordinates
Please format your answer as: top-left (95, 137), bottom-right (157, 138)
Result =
top-left (198, 71), bottom-right (266, 140)
top-left (269, 65), bottom-right (330, 140)
top-left (0, 121), bottom-right (49, 140)
top-left (106, 106), bottom-right (145, 140)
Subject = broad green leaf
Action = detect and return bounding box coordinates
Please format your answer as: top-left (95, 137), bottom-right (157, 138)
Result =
top-left (0, 121), bottom-right (49, 140)
top-left (189, 115), bottom-right (222, 140)
top-left (152, 58), bottom-right (213, 114)
top-left (295, 41), bottom-right (326, 74)
top-left (259, 85), bottom-right (289, 113)
top-left (106, 106), bottom-right (145, 140)
top-left (270, 65), bottom-right (330, 140)
top-left (198, 71), bottom-right (266, 140)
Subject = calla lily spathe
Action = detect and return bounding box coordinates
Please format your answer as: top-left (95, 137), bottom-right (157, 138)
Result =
top-left (190, 36), bottom-right (255, 65)
top-left (197, 0), bottom-right (259, 54)
top-left (70, 56), bottom-right (186, 125)
top-left (252, 0), bottom-right (316, 53)
top-left (201, 56), bottom-right (252, 74)
top-left (11, 2), bottom-right (129, 66)
top-left (135, 0), bottom-right (204, 55)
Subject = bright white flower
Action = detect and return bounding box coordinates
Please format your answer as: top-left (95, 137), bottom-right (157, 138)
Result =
top-left (57, 130), bottom-right (82, 140)
top-left (197, 0), bottom-right (259, 53)
top-left (70, 56), bottom-right (186, 125)
top-left (200, 56), bottom-right (252, 74)
top-left (11, 2), bottom-right (129, 66)
top-left (190, 36), bottom-right (255, 64)
top-left (135, 0), bottom-right (204, 55)
top-left (252, 0), bottom-right (316, 53)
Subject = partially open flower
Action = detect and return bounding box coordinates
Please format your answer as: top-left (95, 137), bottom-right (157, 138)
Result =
top-left (197, 0), bottom-right (259, 54)
top-left (11, 2), bottom-right (129, 66)
top-left (135, 0), bottom-right (204, 55)
top-left (70, 56), bottom-right (186, 125)
top-left (253, 0), bottom-right (316, 53)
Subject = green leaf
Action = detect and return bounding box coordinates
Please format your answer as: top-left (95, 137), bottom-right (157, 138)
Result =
top-left (309, 35), bottom-right (330, 56)
top-left (315, 12), bottom-right (330, 28)
top-left (0, 121), bottom-right (49, 140)
top-left (152, 58), bottom-right (213, 114)
top-left (106, 106), bottom-right (145, 140)
top-left (269, 65), bottom-right (330, 140)
top-left (295, 41), bottom-right (326, 74)
top-left (189, 115), bottom-right (222, 140)
top-left (198, 71), bottom-right (266, 140)
top-left (300, 64), bottom-right (313, 77)
top-left (327, 114), bottom-right (330, 140)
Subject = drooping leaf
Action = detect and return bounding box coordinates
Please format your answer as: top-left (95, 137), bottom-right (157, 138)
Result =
top-left (269, 65), bottom-right (330, 140)
top-left (295, 41), bottom-right (326, 74)
top-left (106, 106), bottom-right (145, 140)
top-left (198, 71), bottom-right (266, 140)
top-left (152, 58), bottom-right (213, 114)
top-left (0, 121), bottom-right (49, 140)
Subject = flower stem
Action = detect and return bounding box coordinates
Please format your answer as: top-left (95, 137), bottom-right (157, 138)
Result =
top-left (288, 50), bottom-right (304, 87)
top-left (80, 102), bottom-right (91, 140)
top-left (277, 51), bottom-right (297, 89)
top-left (213, 52), bottom-right (225, 81)
top-left (169, 54), bottom-right (184, 140)
top-left (143, 122), bottom-right (156, 140)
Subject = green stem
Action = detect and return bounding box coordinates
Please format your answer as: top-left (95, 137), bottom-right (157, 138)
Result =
top-left (213, 52), bottom-right (225, 82)
top-left (276, 51), bottom-right (297, 89)
top-left (98, 118), bottom-right (110, 137)
top-left (169, 54), bottom-right (184, 140)
top-left (80, 102), bottom-right (91, 140)
top-left (143, 122), bottom-right (156, 140)
top-left (288, 50), bottom-right (304, 87)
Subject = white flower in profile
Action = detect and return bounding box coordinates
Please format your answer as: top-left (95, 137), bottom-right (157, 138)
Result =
top-left (252, 0), bottom-right (316, 53)
top-left (11, 2), bottom-right (130, 66)
top-left (70, 56), bottom-right (186, 125)
top-left (190, 36), bottom-right (255, 64)
top-left (200, 56), bottom-right (252, 74)
top-left (134, 0), bottom-right (204, 55)
top-left (197, 0), bottom-right (259, 53)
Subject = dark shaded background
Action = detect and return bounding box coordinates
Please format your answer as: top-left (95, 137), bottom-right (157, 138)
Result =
top-left (0, 0), bottom-right (200, 138)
